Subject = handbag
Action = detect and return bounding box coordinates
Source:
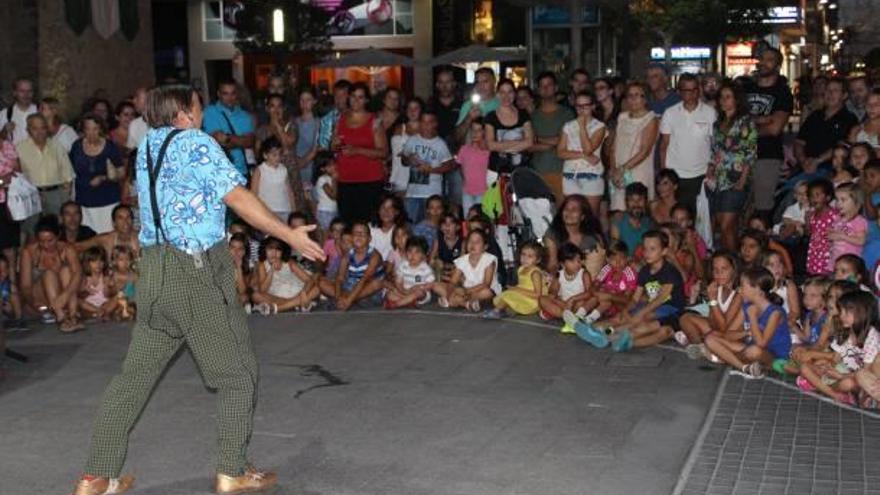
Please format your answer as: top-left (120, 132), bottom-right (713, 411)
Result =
top-left (695, 180), bottom-right (714, 251)
top-left (7, 173), bottom-right (42, 221)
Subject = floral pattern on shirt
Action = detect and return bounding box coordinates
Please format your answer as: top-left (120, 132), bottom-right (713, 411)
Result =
top-left (136, 127), bottom-right (244, 253)
top-left (711, 115), bottom-right (757, 192)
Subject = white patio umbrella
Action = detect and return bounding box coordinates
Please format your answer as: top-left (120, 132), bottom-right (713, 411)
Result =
top-left (315, 47), bottom-right (415, 68)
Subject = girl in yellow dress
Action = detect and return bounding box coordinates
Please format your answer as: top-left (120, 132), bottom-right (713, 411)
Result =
top-left (483, 241), bottom-right (547, 319)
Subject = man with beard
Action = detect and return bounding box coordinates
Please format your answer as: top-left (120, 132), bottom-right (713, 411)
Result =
top-left (744, 47), bottom-right (793, 221)
top-left (700, 72), bottom-right (722, 108)
top-left (611, 182), bottom-right (653, 257)
top-left (795, 76), bottom-right (858, 176)
top-left (847, 75), bottom-right (870, 123)
top-left (428, 67), bottom-right (463, 204)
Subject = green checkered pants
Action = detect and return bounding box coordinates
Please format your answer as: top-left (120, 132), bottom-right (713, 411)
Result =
top-left (84, 243), bottom-right (259, 477)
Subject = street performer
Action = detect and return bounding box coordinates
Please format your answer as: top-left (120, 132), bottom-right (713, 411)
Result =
top-left (72, 85), bottom-right (324, 495)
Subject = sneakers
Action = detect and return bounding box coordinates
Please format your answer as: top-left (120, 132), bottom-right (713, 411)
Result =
top-left (574, 321), bottom-right (609, 348)
top-left (417, 292), bottom-right (432, 306)
top-left (559, 323), bottom-right (576, 334)
top-left (253, 303), bottom-right (275, 316)
top-left (611, 329), bottom-right (633, 352)
top-left (482, 308), bottom-right (504, 320)
top-left (300, 301), bottom-right (317, 313)
top-left (796, 375), bottom-right (816, 392)
top-left (71, 475), bottom-right (134, 495)
top-left (685, 343), bottom-right (706, 361)
top-left (214, 466), bottom-right (277, 495)
top-left (673, 331), bottom-right (690, 347)
top-left (732, 362), bottom-right (765, 380)
top-left (467, 300), bottom-right (482, 313)
top-left (437, 296), bottom-right (450, 309)
top-left (561, 309), bottom-right (581, 328)
top-left (538, 309), bottom-right (553, 321)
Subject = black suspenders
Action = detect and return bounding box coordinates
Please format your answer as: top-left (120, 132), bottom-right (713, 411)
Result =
top-left (145, 129), bottom-right (184, 244)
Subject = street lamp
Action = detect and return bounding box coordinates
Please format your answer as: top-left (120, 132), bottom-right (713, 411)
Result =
top-left (272, 8), bottom-right (284, 43)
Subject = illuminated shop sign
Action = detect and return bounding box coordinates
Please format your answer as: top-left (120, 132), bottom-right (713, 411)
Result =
top-left (650, 46), bottom-right (712, 60)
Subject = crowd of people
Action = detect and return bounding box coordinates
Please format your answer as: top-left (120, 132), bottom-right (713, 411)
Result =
top-left (2, 44), bottom-right (880, 410)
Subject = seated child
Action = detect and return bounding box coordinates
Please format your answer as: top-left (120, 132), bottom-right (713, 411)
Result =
top-left (0, 254), bottom-right (25, 330)
top-left (385, 236), bottom-right (435, 309)
top-left (583, 240), bottom-right (638, 322)
top-left (465, 214), bottom-right (507, 288)
top-left (319, 221), bottom-right (386, 310)
top-left (484, 241), bottom-right (547, 319)
top-left (287, 211), bottom-right (321, 273)
top-left (228, 233), bottom-right (253, 306)
top-left (412, 195), bottom-right (445, 260)
top-left (228, 220), bottom-right (260, 269)
top-left (659, 223), bottom-right (702, 305)
top-left (678, 251), bottom-right (744, 353)
top-left (322, 218), bottom-right (346, 279)
top-left (830, 143), bottom-right (857, 187)
top-left (797, 290), bottom-right (879, 405)
top-left (538, 242), bottom-right (594, 323)
top-left (832, 253), bottom-right (871, 291)
top-left (588, 230), bottom-right (687, 352)
top-left (792, 276), bottom-right (831, 347)
top-left (748, 215), bottom-right (794, 277)
top-left (704, 267), bottom-right (792, 378)
top-left (78, 246), bottom-right (118, 321)
top-left (763, 250), bottom-right (801, 327)
top-left (251, 236), bottom-right (320, 314)
top-left (670, 203), bottom-right (708, 261)
top-left (384, 224), bottom-right (412, 277)
top-left (774, 180), bottom-right (809, 240)
top-left (110, 245), bottom-right (138, 321)
top-left (434, 229), bottom-right (501, 312)
top-left (739, 228), bottom-right (768, 271)
top-left (435, 213), bottom-right (463, 283)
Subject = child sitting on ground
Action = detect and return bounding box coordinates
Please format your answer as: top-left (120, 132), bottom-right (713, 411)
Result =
top-left (739, 228), bottom-right (768, 271)
top-left (250, 237), bottom-right (320, 315)
top-left (659, 223), bottom-right (702, 305)
top-left (538, 242), bottom-right (594, 324)
top-left (774, 180), bottom-right (809, 240)
top-left (484, 241), bottom-right (547, 319)
top-left (412, 195), bottom-right (445, 260)
top-left (585, 240), bottom-right (638, 323)
top-left (748, 214), bottom-right (794, 277)
top-left (796, 290), bottom-right (879, 405)
top-left (79, 246), bottom-right (117, 321)
top-left (704, 267), bottom-right (792, 379)
top-left (229, 233), bottom-right (253, 306)
top-left (793, 277), bottom-right (831, 347)
top-left (585, 230), bottom-right (687, 352)
top-left (434, 229), bottom-right (501, 312)
top-left (678, 251), bottom-right (744, 354)
top-left (670, 203), bottom-right (708, 262)
top-left (322, 218), bottom-right (346, 279)
top-left (385, 236), bottom-right (435, 309)
top-left (110, 245), bottom-right (138, 321)
top-left (319, 221), bottom-right (386, 310)
top-left (763, 250), bottom-right (801, 327)
top-left (435, 213), bottom-right (463, 283)
top-left (384, 223), bottom-right (412, 277)
top-left (228, 220), bottom-right (260, 269)
top-left (833, 254), bottom-right (871, 290)
top-left (0, 255), bottom-right (25, 330)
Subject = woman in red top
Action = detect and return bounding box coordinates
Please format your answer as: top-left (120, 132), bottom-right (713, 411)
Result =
top-left (331, 82), bottom-right (388, 223)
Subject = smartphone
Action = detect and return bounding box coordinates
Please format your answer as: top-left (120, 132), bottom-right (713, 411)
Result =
top-left (471, 93), bottom-right (481, 105)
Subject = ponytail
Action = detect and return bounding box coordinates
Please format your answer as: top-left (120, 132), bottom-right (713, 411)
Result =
top-left (742, 267), bottom-right (781, 306)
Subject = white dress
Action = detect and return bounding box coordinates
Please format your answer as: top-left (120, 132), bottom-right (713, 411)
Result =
top-left (257, 163), bottom-right (291, 217)
top-left (389, 131), bottom-right (415, 193)
top-left (370, 225), bottom-right (395, 260)
top-left (610, 111), bottom-right (657, 211)
top-left (266, 261), bottom-right (305, 299)
top-left (454, 252), bottom-right (502, 295)
top-left (561, 119), bottom-right (606, 197)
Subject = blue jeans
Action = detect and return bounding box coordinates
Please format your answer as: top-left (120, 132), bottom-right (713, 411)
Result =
top-left (405, 197), bottom-right (427, 224)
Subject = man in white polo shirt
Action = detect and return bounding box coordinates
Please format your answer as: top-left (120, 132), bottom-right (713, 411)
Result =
top-left (0, 77), bottom-right (38, 145)
top-left (659, 73), bottom-right (716, 213)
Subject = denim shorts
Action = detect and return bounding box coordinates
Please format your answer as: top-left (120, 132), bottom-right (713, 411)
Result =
top-left (630, 302), bottom-right (680, 327)
top-left (712, 188), bottom-right (748, 213)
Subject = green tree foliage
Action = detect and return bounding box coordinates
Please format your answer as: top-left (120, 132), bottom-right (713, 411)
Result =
top-left (231, 0), bottom-right (333, 54)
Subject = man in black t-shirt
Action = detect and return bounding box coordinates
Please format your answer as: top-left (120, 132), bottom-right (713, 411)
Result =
top-left (795, 77), bottom-right (858, 175)
top-left (744, 47), bottom-right (793, 220)
top-left (593, 230), bottom-right (684, 352)
top-left (59, 201), bottom-right (97, 244)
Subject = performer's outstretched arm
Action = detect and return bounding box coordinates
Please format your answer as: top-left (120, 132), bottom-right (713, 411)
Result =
top-left (224, 186), bottom-right (325, 262)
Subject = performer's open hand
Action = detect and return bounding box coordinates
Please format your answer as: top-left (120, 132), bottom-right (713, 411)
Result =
top-left (284, 225), bottom-right (325, 262)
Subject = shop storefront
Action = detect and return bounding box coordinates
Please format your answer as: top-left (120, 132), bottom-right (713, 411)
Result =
top-left (649, 46), bottom-right (713, 76)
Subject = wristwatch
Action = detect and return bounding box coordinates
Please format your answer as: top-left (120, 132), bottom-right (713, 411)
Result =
top-left (708, 300), bottom-right (719, 307)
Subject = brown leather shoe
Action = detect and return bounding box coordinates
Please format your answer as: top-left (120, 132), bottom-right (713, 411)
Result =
top-left (214, 466), bottom-right (278, 494)
top-left (71, 475), bottom-right (135, 495)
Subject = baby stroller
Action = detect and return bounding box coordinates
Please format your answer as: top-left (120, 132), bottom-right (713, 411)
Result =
top-left (483, 167), bottom-right (556, 281)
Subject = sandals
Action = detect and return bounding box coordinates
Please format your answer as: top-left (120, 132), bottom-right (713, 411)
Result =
top-left (59, 318), bottom-right (81, 333)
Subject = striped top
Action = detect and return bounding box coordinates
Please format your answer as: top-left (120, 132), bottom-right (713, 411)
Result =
top-left (346, 246), bottom-right (385, 283)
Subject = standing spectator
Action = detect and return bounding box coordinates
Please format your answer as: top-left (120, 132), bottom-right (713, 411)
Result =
top-left (402, 111), bottom-right (455, 223)
top-left (557, 91), bottom-right (606, 214)
top-left (457, 118), bottom-right (490, 213)
top-left (16, 114), bottom-right (73, 233)
top-left (847, 75), bottom-right (870, 123)
top-left (126, 87), bottom-right (149, 151)
top-left (567, 69), bottom-right (591, 109)
top-left (293, 87), bottom-right (320, 198)
top-left (484, 79), bottom-right (533, 173)
top-left (331, 82), bottom-right (388, 223)
top-left (609, 82), bottom-right (659, 212)
top-left (250, 137), bottom-right (295, 223)
top-left (377, 87), bottom-right (403, 145)
top-left (745, 47), bottom-right (793, 221)
top-left (646, 64), bottom-right (681, 117)
top-left (257, 72), bottom-right (296, 125)
top-left (848, 88), bottom-right (880, 150)
top-left (38, 97), bottom-right (78, 153)
top-left (800, 75), bottom-right (827, 125)
top-left (389, 97), bottom-right (424, 194)
top-left (0, 128), bottom-right (21, 273)
top-left (0, 77), bottom-right (38, 145)
top-left (795, 77), bottom-right (858, 180)
top-left (203, 79), bottom-right (256, 178)
top-left (318, 79), bottom-right (351, 150)
top-left (659, 73), bottom-right (716, 213)
top-left (70, 114), bottom-right (124, 233)
top-left (109, 101), bottom-right (137, 154)
top-left (530, 72), bottom-right (575, 203)
top-left (515, 86), bottom-right (536, 115)
top-left (700, 72), bottom-right (722, 109)
top-left (428, 67), bottom-right (463, 205)
top-left (87, 98), bottom-right (113, 129)
top-left (58, 201), bottom-right (97, 244)
top-left (709, 81), bottom-right (757, 252)
top-left (455, 67), bottom-right (498, 145)
top-left (593, 77), bottom-right (620, 128)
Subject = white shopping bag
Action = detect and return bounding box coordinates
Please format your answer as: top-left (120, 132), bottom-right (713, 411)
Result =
top-left (6, 173), bottom-right (42, 221)
top-left (695, 181), bottom-right (713, 251)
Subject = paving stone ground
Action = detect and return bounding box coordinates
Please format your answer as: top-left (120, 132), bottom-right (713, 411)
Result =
top-left (677, 374), bottom-right (880, 495)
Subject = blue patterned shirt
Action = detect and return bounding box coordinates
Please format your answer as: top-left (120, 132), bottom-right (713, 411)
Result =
top-left (317, 108), bottom-right (340, 150)
top-left (136, 127), bottom-right (245, 253)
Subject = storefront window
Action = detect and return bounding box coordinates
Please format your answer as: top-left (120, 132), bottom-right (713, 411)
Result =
top-left (531, 29), bottom-right (571, 80)
top-left (203, 1), bottom-right (237, 42)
